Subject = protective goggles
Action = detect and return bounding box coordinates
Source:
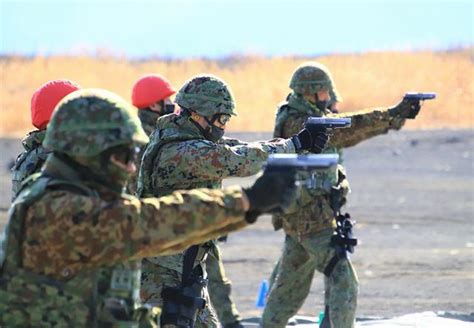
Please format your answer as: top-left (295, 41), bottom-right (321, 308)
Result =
top-left (112, 146), bottom-right (140, 164)
top-left (213, 114), bottom-right (231, 125)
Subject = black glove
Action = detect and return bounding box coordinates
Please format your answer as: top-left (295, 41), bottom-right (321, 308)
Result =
top-left (310, 131), bottom-right (329, 153)
top-left (291, 128), bottom-right (329, 154)
top-left (389, 98), bottom-right (421, 119)
top-left (243, 170), bottom-right (297, 223)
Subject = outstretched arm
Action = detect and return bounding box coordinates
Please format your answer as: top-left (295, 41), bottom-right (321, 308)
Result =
top-left (328, 107), bottom-right (405, 148)
top-left (22, 186), bottom-right (248, 278)
top-left (158, 138), bottom-right (296, 184)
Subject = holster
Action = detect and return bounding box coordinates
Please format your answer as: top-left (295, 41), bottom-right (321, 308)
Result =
top-left (161, 244), bottom-right (208, 328)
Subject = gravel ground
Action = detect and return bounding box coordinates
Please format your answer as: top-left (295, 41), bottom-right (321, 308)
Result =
top-left (0, 129), bottom-right (473, 319)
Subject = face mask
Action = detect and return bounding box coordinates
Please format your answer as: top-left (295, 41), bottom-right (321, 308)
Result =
top-left (103, 146), bottom-right (139, 191)
top-left (161, 102), bottom-right (175, 115)
top-left (203, 125), bottom-right (225, 142)
top-left (312, 92), bottom-right (330, 112)
top-left (315, 99), bottom-right (329, 111)
top-left (106, 161), bottom-right (131, 190)
top-left (186, 109), bottom-right (226, 142)
top-left (68, 153), bottom-right (129, 193)
top-left (203, 114), bottom-right (228, 142)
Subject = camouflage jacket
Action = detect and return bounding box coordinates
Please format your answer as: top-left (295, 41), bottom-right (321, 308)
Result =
top-left (137, 113), bottom-right (295, 272)
top-left (127, 109), bottom-right (162, 194)
top-left (138, 109), bottom-right (161, 136)
top-left (272, 92), bottom-right (405, 236)
top-left (0, 154), bottom-right (248, 327)
top-left (11, 130), bottom-right (50, 200)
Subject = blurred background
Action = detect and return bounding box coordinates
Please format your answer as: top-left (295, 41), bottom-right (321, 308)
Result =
top-left (0, 0), bottom-right (473, 321)
top-left (0, 0), bottom-right (472, 135)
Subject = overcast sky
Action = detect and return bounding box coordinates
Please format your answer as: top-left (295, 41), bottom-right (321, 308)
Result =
top-left (1, 0), bottom-right (472, 58)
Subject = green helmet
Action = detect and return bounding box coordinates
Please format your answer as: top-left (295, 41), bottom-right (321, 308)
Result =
top-left (289, 62), bottom-right (334, 95)
top-left (175, 74), bottom-right (237, 117)
top-left (44, 88), bottom-right (149, 157)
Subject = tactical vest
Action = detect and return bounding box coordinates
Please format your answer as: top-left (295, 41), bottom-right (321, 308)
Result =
top-left (272, 98), bottom-right (349, 236)
top-left (127, 109), bottom-right (161, 195)
top-left (275, 102), bottom-right (341, 187)
top-left (138, 116), bottom-right (219, 273)
top-left (11, 130), bottom-right (50, 200)
top-left (0, 175), bottom-right (145, 327)
top-left (137, 115), bottom-right (220, 198)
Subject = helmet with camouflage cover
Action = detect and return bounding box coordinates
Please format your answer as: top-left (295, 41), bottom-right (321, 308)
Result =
top-left (175, 74), bottom-right (237, 117)
top-left (44, 88), bottom-right (149, 157)
top-left (289, 62), bottom-right (334, 95)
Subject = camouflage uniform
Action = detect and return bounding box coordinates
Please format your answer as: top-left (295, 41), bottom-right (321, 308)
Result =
top-left (206, 242), bottom-right (242, 326)
top-left (10, 130), bottom-right (50, 200)
top-left (138, 109), bottom-right (161, 136)
top-left (11, 79), bottom-right (80, 200)
top-left (127, 109), bottom-right (162, 194)
top-left (262, 62), bottom-right (414, 328)
top-left (0, 89), bottom-right (253, 327)
top-left (137, 75), bottom-right (297, 328)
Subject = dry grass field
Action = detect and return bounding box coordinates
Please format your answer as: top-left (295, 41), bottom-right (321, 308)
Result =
top-left (0, 49), bottom-right (472, 136)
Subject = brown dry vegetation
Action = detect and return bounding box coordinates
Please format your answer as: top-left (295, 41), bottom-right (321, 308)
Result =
top-left (0, 50), bottom-right (472, 136)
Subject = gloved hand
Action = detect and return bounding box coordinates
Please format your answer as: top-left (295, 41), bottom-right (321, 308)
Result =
top-left (243, 170), bottom-right (298, 223)
top-left (291, 127), bottom-right (329, 154)
top-left (388, 98), bottom-right (421, 119)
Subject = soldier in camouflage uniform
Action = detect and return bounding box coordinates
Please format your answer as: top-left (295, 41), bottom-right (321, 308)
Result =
top-left (131, 74), bottom-right (248, 327)
top-left (11, 79), bottom-right (81, 200)
top-left (0, 88), bottom-right (299, 327)
top-left (128, 74), bottom-right (177, 194)
top-left (131, 74), bottom-right (177, 136)
top-left (136, 74), bottom-right (329, 328)
top-left (262, 62), bottom-right (425, 328)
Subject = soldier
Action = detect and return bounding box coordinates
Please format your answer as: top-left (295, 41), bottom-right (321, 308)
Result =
top-left (0, 88), bottom-right (299, 327)
top-left (11, 79), bottom-right (81, 200)
top-left (136, 74), bottom-right (329, 328)
top-left (262, 61), bottom-right (425, 328)
top-left (128, 74), bottom-right (177, 194)
top-left (131, 74), bottom-right (177, 135)
top-left (131, 74), bottom-right (249, 327)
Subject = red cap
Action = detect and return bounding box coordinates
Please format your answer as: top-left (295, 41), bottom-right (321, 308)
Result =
top-left (31, 79), bottom-right (81, 130)
top-left (132, 74), bottom-right (176, 109)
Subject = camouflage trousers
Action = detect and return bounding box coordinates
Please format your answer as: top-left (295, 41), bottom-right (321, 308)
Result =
top-left (262, 229), bottom-right (359, 328)
top-left (207, 243), bottom-right (242, 326)
top-left (140, 259), bottom-right (218, 328)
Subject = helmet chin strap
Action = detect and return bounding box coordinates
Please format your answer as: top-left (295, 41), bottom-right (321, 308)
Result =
top-left (183, 109), bottom-right (210, 135)
top-left (184, 109), bottom-right (224, 142)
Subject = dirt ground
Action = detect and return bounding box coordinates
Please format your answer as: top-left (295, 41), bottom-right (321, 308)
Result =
top-left (0, 129), bottom-right (473, 319)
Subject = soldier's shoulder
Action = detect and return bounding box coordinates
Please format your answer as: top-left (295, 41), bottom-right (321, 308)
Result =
top-left (276, 101), bottom-right (303, 118)
top-left (18, 181), bottom-right (99, 220)
top-left (12, 143), bottom-right (47, 169)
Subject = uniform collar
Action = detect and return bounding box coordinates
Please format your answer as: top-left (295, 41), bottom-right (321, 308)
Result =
top-left (156, 113), bottom-right (205, 140)
top-left (138, 109), bottom-right (161, 135)
top-left (42, 153), bottom-right (83, 182)
top-left (287, 92), bottom-right (327, 117)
